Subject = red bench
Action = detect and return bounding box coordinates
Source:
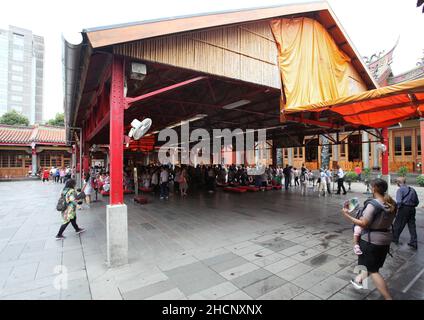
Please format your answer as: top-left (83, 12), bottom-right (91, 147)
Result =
top-left (101, 190), bottom-right (109, 196)
top-left (239, 186), bottom-right (260, 192)
top-left (273, 185), bottom-right (283, 190)
top-left (223, 187), bottom-right (247, 193)
top-left (139, 187), bottom-right (154, 193)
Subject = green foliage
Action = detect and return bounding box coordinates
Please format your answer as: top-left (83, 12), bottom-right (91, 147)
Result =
top-left (0, 110), bottom-right (29, 126)
top-left (46, 113), bottom-right (65, 127)
top-left (398, 166), bottom-right (409, 177)
top-left (362, 168), bottom-right (372, 180)
top-left (417, 175), bottom-right (424, 187)
top-left (345, 171), bottom-right (358, 182)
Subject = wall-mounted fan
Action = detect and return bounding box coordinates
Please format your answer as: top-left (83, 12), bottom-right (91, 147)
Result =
top-left (377, 143), bottom-right (387, 153)
top-left (126, 118), bottom-right (152, 147)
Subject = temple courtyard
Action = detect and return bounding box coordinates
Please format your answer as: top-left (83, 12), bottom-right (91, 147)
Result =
top-left (0, 180), bottom-right (423, 300)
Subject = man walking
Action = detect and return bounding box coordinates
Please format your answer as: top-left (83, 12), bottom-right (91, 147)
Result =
top-left (336, 166), bottom-right (347, 195)
top-left (393, 177), bottom-right (419, 249)
top-left (160, 166), bottom-right (169, 200)
top-left (283, 165), bottom-right (291, 191)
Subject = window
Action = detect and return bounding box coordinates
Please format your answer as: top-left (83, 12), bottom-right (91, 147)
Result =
top-left (11, 95), bottom-right (23, 102)
top-left (12, 65), bottom-right (24, 72)
top-left (340, 141), bottom-right (346, 157)
top-left (404, 136), bottom-right (412, 156)
top-left (418, 135), bottom-right (421, 156)
top-left (394, 136), bottom-right (402, 156)
top-left (299, 147), bottom-right (303, 158)
top-left (13, 49), bottom-right (24, 61)
top-left (11, 85), bottom-right (23, 92)
top-left (13, 33), bottom-right (24, 46)
top-left (0, 152), bottom-right (26, 168)
top-left (12, 75), bottom-right (23, 82)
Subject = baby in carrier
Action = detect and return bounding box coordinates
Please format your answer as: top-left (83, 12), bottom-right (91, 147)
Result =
top-left (344, 197), bottom-right (363, 255)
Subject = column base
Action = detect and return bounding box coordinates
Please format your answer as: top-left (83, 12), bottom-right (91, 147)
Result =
top-left (106, 204), bottom-right (128, 267)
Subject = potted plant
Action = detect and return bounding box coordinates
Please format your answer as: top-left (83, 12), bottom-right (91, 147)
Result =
top-left (344, 171), bottom-right (358, 191)
top-left (417, 175), bottom-right (424, 187)
top-left (398, 166), bottom-right (409, 178)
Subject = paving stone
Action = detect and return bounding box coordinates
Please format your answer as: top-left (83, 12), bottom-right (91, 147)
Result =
top-left (259, 238), bottom-right (297, 252)
top-left (122, 280), bottom-right (176, 300)
top-left (308, 276), bottom-right (349, 299)
top-left (264, 257), bottom-right (299, 274)
top-left (317, 257), bottom-right (352, 274)
top-left (278, 244), bottom-right (308, 256)
top-left (292, 269), bottom-right (332, 290)
top-left (242, 275), bottom-right (286, 299)
top-left (252, 253), bottom-right (285, 268)
top-left (219, 290), bottom-right (253, 300)
top-left (231, 269), bottom-right (274, 289)
top-left (219, 262), bottom-right (260, 281)
top-left (292, 291), bottom-right (322, 300)
top-left (291, 248), bottom-right (322, 262)
top-left (147, 288), bottom-right (186, 300)
top-left (165, 262), bottom-right (226, 296)
top-left (302, 253), bottom-right (338, 268)
top-left (258, 282), bottom-right (303, 300)
top-left (276, 263), bottom-right (314, 281)
top-left (188, 282), bottom-right (239, 300)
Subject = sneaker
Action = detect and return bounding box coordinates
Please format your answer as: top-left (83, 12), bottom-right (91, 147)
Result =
top-left (76, 228), bottom-right (86, 235)
top-left (350, 278), bottom-right (363, 290)
top-left (353, 244), bottom-right (363, 255)
top-left (408, 243), bottom-right (418, 250)
top-left (55, 235), bottom-right (65, 240)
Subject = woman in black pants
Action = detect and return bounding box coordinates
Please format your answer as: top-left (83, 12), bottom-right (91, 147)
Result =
top-left (56, 179), bottom-right (85, 240)
top-left (342, 179), bottom-right (397, 300)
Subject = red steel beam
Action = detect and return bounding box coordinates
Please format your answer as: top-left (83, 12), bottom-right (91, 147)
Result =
top-left (110, 56), bottom-right (125, 205)
top-left (125, 76), bottom-right (207, 108)
top-left (285, 115), bottom-right (341, 129)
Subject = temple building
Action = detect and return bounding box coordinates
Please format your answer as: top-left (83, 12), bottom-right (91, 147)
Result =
top-left (282, 47), bottom-right (424, 173)
top-left (0, 124), bottom-right (71, 178)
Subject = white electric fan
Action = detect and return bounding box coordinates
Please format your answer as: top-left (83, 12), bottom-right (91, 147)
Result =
top-left (126, 118), bottom-right (152, 147)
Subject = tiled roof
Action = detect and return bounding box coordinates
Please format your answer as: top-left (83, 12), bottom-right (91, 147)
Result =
top-left (0, 124), bottom-right (66, 145)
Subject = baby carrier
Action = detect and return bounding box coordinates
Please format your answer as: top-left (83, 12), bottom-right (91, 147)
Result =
top-left (355, 198), bottom-right (396, 248)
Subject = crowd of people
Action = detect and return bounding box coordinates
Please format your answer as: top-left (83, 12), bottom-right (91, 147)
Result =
top-left (41, 166), bottom-right (73, 183)
top-left (82, 163), bottom-right (351, 200)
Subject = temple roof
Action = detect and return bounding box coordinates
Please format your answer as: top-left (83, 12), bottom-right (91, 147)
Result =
top-left (0, 124), bottom-right (66, 146)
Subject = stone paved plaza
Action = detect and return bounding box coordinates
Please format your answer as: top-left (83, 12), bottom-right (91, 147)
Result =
top-left (0, 180), bottom-right (423, 300)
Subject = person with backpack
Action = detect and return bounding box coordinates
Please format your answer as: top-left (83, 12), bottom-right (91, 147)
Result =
top-left (56, 179), bottom-right (85, 240)
top-left (342, 178), bottom-right (397, 300)
top-left (392, 177), bottom-right (420, 249)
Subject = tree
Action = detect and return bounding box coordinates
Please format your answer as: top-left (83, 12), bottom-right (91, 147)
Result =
top-left (0, 110), bottom-right (29, 126)
top-left (46, 113), bottom-right (65, 126)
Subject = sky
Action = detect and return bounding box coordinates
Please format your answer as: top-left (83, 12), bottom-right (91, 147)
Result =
top-left (0, 0), bottom-right (423, 121)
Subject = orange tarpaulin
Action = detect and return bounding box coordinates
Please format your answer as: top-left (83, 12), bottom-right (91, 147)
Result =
top-left (270, 17), bottom-right (355, 113)
top-left (286, 78), bottom-right (424, 128)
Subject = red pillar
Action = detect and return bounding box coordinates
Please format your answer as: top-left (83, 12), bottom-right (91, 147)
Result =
top-left (420, 120), bottom-right (424, 174)
top-left (83, 155), bottom-right (90, 174)
top-left (381, 128), bottom-right (389, 176)
top-left (110, 56), bottom-right (125, 205)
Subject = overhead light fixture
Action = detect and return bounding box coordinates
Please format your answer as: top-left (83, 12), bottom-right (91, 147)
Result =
top-left (222, 100), bottom-right (251, 110)
top-left (165, 114), bottom-right (208, 130)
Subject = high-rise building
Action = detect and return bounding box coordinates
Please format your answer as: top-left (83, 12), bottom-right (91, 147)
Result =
top-left (0, 26), bottom-right (44, 124)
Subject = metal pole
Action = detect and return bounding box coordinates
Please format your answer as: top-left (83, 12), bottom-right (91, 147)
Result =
top-left (80, 128), bottom-right (83, 189)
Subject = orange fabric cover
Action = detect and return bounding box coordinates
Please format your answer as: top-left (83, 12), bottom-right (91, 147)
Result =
top-left (286, 78), bottom-right (424, 128)
top-left (270, 17), bottom-right (353, 113)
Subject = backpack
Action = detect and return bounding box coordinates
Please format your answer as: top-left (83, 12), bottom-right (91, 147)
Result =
top-left (400, 187), bottom-right (419, 208)
top-left (56, 190), bottom-right (69, 212)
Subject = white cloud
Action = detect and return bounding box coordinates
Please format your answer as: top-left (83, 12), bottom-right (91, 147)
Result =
top-left (1, 0), bottom-right (423, 120)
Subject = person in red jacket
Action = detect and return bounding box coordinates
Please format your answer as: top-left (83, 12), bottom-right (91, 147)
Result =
top-left (42, 168), bottom-right (50, 182)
